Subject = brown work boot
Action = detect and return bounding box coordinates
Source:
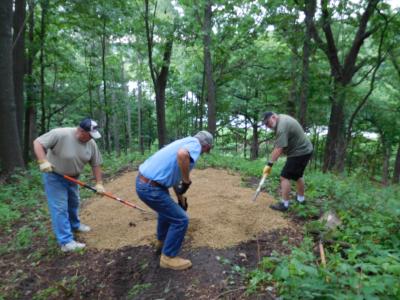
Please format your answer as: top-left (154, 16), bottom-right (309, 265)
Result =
top-left (160, 254), bottom-right (192, 270)
top-left (155, 240), bottom-right (163, 255)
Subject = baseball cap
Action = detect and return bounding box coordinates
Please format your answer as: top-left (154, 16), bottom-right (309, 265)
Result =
top-left (79, 118), bottom-right (101, 139)
top-left (194, 130), bottom-right (213, 146)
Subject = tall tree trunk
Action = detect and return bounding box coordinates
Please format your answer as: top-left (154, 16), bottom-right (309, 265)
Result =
top-left (24, 0), bottom-right (36, 162)
top-left (111, 89), bottom-right (120, 156)
top-left (203, 0), bottom-right (216, 136)
top-left (39, 0), bottom-right (48, 134)
top-left (310, 0), bottom-right (380, 172)
top-left (154, 37), bottom-right (173, 147)
top-left (382, 141), bottom-right (391, 186)
top-left (85, 43), bottom-right (95, 117)
top-left (392, 142), bottom-right (400, 184)
top-left (0, 0), bottom-right (25, 174)
top-left (287, 50), bottom-right (297, 117)
top-left (323, 82), bottom-right (346, 172)
top-left (144, 0), bottom-right (173, 148)
top-left (137, 80), bottom-right (144, 154)
top-left (13, 0), bottom-right (26, 145)
top-left (199, 70), bottom-right (206, 130)
top-left (121, 60), bottom-right (131, 150)
top-left (250, 123), bottom-right (259, 160)
top-left (298, 0), bottom-right (316, 128)
top-left (101, 17), bottom-right (110, 152)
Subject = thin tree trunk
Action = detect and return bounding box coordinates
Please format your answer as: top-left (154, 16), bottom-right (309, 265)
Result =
top-left (111, 89), bottom-right (120, 156)
top-left (199, 70), bottom-right (205, 130)
top-left (0, 0), bottom-right (25, 174)
top-left (287, 50), bottom-right (297, 117)
top-left (203, 0), bottom-right (216, 136)
top-left (137, 80), bottom-right (144, 154)
top-left (154, 36), bottom-right (173, 147)
top-left (101, 17), bottom-right (110, 153)
top-left (298, 0), bottom-right (316, 128)
top-left (382, 141), bottom-right (391, 186)
top-left (250, 123), bottom-right (259, 160)
top-left (24, 0), bottom-right (36, 162)
top-left (13, 0), bottom-right (26, 144)
top-left (39, 0), bottom-right (48, 134)
top-left (121, 60), bottom-right (131, 150)
top-left (144, 0), bottom-right (173, 148)
top-left (392, 142), bottom-right (400, 184)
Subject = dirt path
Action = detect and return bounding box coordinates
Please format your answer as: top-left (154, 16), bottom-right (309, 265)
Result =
top-left (1, 168), bottom-right (303, 299)
top-left (81, 168), bottom-right (292, 250)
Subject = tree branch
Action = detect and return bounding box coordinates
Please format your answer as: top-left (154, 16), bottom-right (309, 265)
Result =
top-left (342, 0), bottom-right (380, 82)
top-left (346, 11), bottom-right (388, 142)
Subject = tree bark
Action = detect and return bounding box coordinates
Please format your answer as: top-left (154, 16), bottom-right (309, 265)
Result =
top-left (203, 0), bottom-right (216, 136)
top-left (382, 141), bottom-right (391, 186)
top-left (121, 60), bottom-right (131, 150)
top-left (24, 0), bottom-right (36, 162)
top-left (39, 0), bottom-right (49, 134)
top-left (101, 16), bottom-right (110, 153)
top-left (322, 83), bottom-right (346, 172)
top-left (287, 50), bottom-right (297, 117)
top-left (392, 142), bottom-right (400, 184)
top-left (13, 0), bottom-right (26, 145)
top-left (137, 80), bottom-right (144, 154)
top-left (310, 0), bottom-right (380, 172)
top-left (0, 0), bottom-right (25, 174)
top-left (250, 123), bottom-right (259, 160)
top-left (298, 0), bottom-right (316, 128)
top-left (111, 89), bottom-right (120, 155)
top-left (154, 37), bottom-right (173, 147)
top-left (144, 0), bottom-right (173, 148)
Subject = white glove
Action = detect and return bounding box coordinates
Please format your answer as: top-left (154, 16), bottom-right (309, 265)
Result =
top-left (95, 182), bottom-right (105, 194)
top-left (38, 160), bottom-right (53, 173)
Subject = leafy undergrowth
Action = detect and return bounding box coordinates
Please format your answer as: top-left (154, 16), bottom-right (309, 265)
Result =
top-left (259, 175), bottom-right (400, 298)
top-left (201, 152), bottom-right (400, 299)
top-left (1, 151), bottom-right (399, 299)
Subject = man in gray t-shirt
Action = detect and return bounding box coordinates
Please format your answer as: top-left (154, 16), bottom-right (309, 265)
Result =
top-left (33, 118), bottom-right (105, 252)
top-left (262, 112), bottom-right (313, 212)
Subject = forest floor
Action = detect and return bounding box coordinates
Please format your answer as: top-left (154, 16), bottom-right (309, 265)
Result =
top-left (1, 168), bottom-right (304, 299)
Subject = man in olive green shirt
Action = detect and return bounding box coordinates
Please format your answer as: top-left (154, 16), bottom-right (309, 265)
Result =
top-left (33, 118), bottom-right (105, 252)
top-left (262, 112), bottom-right (313, 211)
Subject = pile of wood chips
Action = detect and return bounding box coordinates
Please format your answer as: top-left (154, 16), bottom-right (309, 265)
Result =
top-left (80, 168), bottom-right (291, 250)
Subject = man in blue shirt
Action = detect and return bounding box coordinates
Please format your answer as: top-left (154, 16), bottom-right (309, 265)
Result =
top-left (136, 131), bottom-right (213, 270)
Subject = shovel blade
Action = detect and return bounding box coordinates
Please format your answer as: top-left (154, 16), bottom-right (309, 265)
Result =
top-left (252, 174), bottom-right (267, 202)
top-left (252, 190), bottom-right (261, 202)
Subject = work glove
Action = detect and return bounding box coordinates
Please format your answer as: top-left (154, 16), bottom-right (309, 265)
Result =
top-left (95, 182), bottom-right (105, 194)
top-left (38, 159), bottom-right (53, 173)
top-left (178, 195), bottom-right (188, 211)
top-left (263, 165), bottom-right (272, 176)
top-left (175, 180), bottom-right (191, 195)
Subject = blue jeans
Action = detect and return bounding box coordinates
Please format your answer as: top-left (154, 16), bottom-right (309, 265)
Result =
top-left (42, 173), bottom-right (81, 245)
top-left (135, 176), bottom-right (188, 257)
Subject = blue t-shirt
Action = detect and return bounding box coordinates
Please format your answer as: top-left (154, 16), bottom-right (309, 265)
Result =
top-left (139, 137), bottom-right (202, 187)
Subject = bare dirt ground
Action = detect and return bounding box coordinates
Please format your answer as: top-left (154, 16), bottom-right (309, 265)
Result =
top-left (1, 168), bottom-right (303, 299)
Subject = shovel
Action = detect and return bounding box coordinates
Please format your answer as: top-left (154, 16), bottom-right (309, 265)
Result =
top-left (252, 174), bottom-right (267, 202)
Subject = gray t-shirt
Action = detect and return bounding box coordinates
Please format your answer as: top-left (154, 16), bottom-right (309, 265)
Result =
top-left (37, 127), bottom-right (102, 176)
top-left (274, 114), bottom-right (313, 157)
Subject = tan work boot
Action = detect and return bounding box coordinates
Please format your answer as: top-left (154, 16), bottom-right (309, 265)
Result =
top-left (160, 254), bottom-right (192, 270)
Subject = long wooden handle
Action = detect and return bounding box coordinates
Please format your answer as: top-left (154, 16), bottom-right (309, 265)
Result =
top-left (319, 240), bottom-right (327, 267)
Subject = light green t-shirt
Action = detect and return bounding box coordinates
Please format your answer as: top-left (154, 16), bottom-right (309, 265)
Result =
top-left (274, 114), bottom-right (313, 157)
top-left (37, 127), bottom-right (102, 176)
